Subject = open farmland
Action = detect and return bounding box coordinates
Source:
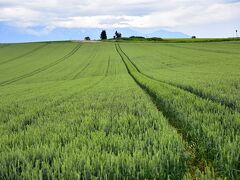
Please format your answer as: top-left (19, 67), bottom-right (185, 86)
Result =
top-left (0, 41), bottom-right (239, 179)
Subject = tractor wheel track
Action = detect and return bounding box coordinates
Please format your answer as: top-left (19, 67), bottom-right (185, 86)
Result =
top-left (105, 56), bottom-right (111, 76)
top-left (116, 43), bottom-right (237, 111)
top-left (0, 43), bottom-right (50, 66)
top-left (115, 43), bottom-right (211, 177)
top-left (0, 43), bottom-right (82, 86)
top-left (71, 48), bottom-right (99, 80)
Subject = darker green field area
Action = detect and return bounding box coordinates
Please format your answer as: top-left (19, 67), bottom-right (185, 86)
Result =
top-left (0, 41), bottom-right (239, 179)
top-left (107, 37), bottom-right (240, 43)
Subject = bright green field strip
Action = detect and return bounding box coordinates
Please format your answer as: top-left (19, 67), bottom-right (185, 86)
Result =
top-left (120, 42), bottom-right (240, 111)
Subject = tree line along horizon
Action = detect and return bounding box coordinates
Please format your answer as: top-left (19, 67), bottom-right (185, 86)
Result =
top-left (83, 29), bottom-right (239, 41)
top-left (85, 30), bottom-right (165, 41)
top-left (84, 30), bottom-right (200, 41)
top-left (84, 30), bottom-right (122, 41)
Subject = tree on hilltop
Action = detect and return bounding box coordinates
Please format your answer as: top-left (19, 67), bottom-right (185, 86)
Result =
top-left (115, 31), bottom-right (122, 38)
top-left (100, 30), bottom-right (107, 40)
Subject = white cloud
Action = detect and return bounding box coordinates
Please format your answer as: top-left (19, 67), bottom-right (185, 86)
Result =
top-left (0, 0), bottom-right (239, 35)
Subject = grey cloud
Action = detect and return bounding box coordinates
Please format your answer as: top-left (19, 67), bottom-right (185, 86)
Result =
top-left (0, 0), bottom-right (239, 33)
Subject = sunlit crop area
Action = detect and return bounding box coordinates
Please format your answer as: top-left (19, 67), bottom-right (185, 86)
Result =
top-left (0, 41), bottom-right (239, 179)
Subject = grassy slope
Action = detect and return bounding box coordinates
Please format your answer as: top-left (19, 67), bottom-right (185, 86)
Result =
top-left (106, 37), bottom-right (240, 43)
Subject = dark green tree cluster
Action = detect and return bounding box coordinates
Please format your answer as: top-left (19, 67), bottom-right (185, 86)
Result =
top-left (114, 31), bottom-right (122, 39)
top-left (100, 30), bottom-right (107, 40)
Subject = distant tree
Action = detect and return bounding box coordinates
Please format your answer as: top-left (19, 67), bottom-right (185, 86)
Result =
top-left (191, 36), bottom-right (196, 39)
top-left (130, 36), bottom-right (145, 39)
top-left (148, 37), bottom-right (163, 41)
top-left (115, 31), bottom-right (122, 38)
top-left (100, 30), bottom-right (107, 40)
top-left (85, 37), bottom-right (91, 40)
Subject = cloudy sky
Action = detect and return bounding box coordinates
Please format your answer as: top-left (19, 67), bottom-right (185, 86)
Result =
top-left (0, 0), bottom-right (240, 39)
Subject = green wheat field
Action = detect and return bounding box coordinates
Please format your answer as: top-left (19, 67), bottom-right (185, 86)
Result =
top-left (0, 40), bottom-right (239, 179)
